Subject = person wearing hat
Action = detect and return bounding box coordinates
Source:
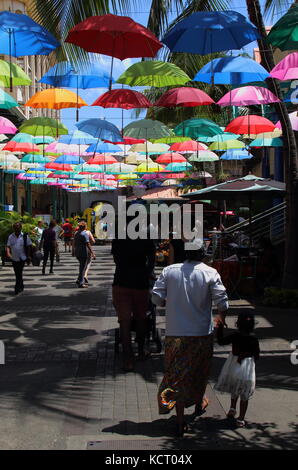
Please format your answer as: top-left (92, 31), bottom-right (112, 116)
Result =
top-left (152, 239), bottom-right (229, 437)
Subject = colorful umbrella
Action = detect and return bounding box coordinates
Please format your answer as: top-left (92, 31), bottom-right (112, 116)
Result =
top-left (267, 5), bottom-right (298, 51)
top-left (162, 11), bottom-right (259, 54)
top-left (92, 89), bottom-right (152, 109)
top-left (58, 130), bottom-right (97, 145)
top-left (209, 140), bottom-right (245, 151)
top-left (174, 119), bottom-right (223, 139)
top-left (276, 111), bottom-right (298, 131)
top-left (249, 137), bottom-right (283, 148)
top-left (76, 118), bottom-right (122, 143)
top-left (225, 116), bottom-right (276, 135)
top-left (21, 154), bottom-right (51, 163)
top-left (86, 141), bottom-right (122, 154)
top-left (189, 151), bottom-right (219, 162)
top-left (45, 162), bottom-right (73, 171)
top-left (130, 142), bottom-right (169, 154)
top-left (54, 155), bottom-right (85, 165)
top-left (199, 132), bottom-right (240, 143)
top-left (217, 86), bottom-right (280, 106)
top-left (0, 89), bottom-right (18, 109)
top-left (19, 117), bottom-right (68, 138)
top-left (151, 136), bottom-right (189, 144)
top-left (123, 119), bottom-right (172, 140)
top-left (156, 153), bottom-right (186, 164)
top-left (107, 163), bottom-right (137, 174)
top-left (87, 155), bottom-right (118, 165)
top-left (0, 116), bottom-right (17, 134)
top-left (33, 136), bottom-right (55, 145)
top-left (153, 87), bottom-right (214, 107)
top-left (193, 56), bottom-right (269, 84)
top-left (170, 140), bottom-right (208, 152)
top-left (165, 162), bottom-right (192, 172)
top-left (270, 52), bottom-right (298, 80)
top-left (136, 162), bottom-right (166, 173)
top-left (220, 149), bottom-right (252, 160)
top-left (45, 142), bottom-right (88, 156)
top-left (0, 59), bottom-right (31, 88)
top-left (124, 154), bottom-right (152, 164)
top-left (117, 61), bottom-right (191, 87)
top-left (3, 139), bottom-right (40, 154)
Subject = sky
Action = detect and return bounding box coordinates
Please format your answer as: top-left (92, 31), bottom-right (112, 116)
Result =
top-left (60, 0), bottom-right (293, 133)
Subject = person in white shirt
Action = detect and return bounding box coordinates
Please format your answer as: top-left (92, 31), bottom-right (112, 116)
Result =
top-left (6, 222), bottom-right (33, 295)
top-left (152, 239), bottom-right (228, 437)
top-left (32, 220), bottom-right (44, 244)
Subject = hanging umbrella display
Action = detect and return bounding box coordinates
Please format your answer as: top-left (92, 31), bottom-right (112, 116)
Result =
top-left (162, 11), bottom-right (259, 54)
top-left (220, 149), bottom-right (252, 160)
top-left (0, 11), bottom-right (60, 90)
top-left (156, 153), bottom-right (186, 164)
top-left (107, 163), bottom-right (137, 174)
top-left (267, 5), bottom-right (298, 51)
top-left (21, 154), bottom-right (51, 164)
top-left (0, 116), bottom-right (17, 134)
top-left (276, 111), bottom-right (298, 131)
top-left (58, 130), bottom-right (97, 145)
top-left (45, 142), bottom-right (88, 156)
top-left (86, 142), bottom-right (123, 154)
top-left (105, 136), bottom-right (146, 145)
top-left (170, 140), bottom-right (208, 152)
top-left (76, 118), bottom-right (122, 143)
top-left (92, 89), bottom-right (152, 109)
top-left (3, 139), bottom-right (40, 154)
top-left (136, 162), bottom-right (166, 173)
top-left (33, 136), bottom-right (55, 145)
top-left (54, 155), bottom-right (85, 165)
top-left (129, 142), bottom-right (169, 154)
top-left (153, 87), bottom-right (214, 107)
top-left (164, 162), bottom-right (192, 172)
top-left (151, 136), bottom-right (189, 144)
top-left (199, 132), bottom-right (240, 143)
top-left (0, 134), bottom-right (7, 142)
top-left (45, 162), bottom-right (73, 171)
top-left (193, 56), bottom-right (269, 84)
top-left (189, 150), bottom-right (219, 162)
top-left (0, 59), bottom-right (31, 88)
top-left (225, 115), bottom-right (276, 135)
top-left (87, 155), bottom-right (118, 165)
top-left (0, 89), bottom-right (18, 109)
top-left (243, 129), bottom-right (282, 139)
top-left (270, 52), bottom-right (298, 80)
top-left (123, 119), bottom-right (172, 140)
top-left (174, 118), bottom-right (223, 139)
top-left (209, 139), bottom-right (245, 151)
top-left (19, 117), bottom-right (68, 138)
top-left (117, 61), bottom-right (190, 88)
top-left (249, 137), bottom-right (283, 148)
top-left (65, 14), bottom-right (162, 89)
top-left (124, 154), bottom-right (152, 164)
top-left (217, 86), bottom-right (280, 106)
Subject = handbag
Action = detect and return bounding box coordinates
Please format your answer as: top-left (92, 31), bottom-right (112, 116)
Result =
top-left (32, 250), bottom-right (44, 266)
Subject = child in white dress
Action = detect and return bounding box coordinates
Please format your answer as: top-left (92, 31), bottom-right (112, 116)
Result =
top-left (215, 313), bottom-right (260, 427)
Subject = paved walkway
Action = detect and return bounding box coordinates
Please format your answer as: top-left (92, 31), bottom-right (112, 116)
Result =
top-left (0, 245), bottom-right (297, 450)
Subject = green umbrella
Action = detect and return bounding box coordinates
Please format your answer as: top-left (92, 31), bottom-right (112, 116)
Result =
top-left (267, 5), bottom-right (298, 51)
top-left (21, 154), bottom-right (51, 163)
top-left (19, 117), bottom-right (68, 138)
top-left (0, 59), bottom-right (31, 87)
top-left (189, 150), bottom-right (219, 162)
top-left (174, 118), bottom-right (223, 139)
top-left (123, 119), bottom-right (172, 140)
top-left (116, 61), bottom-right (191, 87)
top-left (151, 136), bottom-right (190, 144)
top-left (209, 139), bottom-right (245, 151)
top-left (0, 89), bottom-right (18, 109)
top-left (198, 132), bottom-right (240, 143)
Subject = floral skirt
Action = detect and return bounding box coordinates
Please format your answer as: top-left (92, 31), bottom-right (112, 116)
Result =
top-left (158, 335), bottom-right (213, 414)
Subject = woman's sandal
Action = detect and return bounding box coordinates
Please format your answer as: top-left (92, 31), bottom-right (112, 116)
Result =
top-left (175, 422), bottom-right (189, 438)
top-left (236, 419), bottom-right (246, 427)
top-left (195, 397), bottom-right (209, 416)
top-left (227, 408), bottom-right (237, 418)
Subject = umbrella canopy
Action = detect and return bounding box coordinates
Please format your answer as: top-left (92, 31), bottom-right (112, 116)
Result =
top-left (199, 132), bottom-right (240, 143)
top-left (7, 133), bottom-right (35, 143)
top-left (0, 89), bottom-right (18, 109)
top-left (86, 141), bottom-right (122, 153)
top-left (45, 142), bottom-right (88, 156)
top-left (0, 135), bottom-right (7, 142)
top-left (182, 174), bottom-right (285, 200)
top-left (249, 137), bottom-right (283, 148)
top-left (170, 140), bottom-right (208, 152)
top-left (19, 117), bottom-right (68, 138)
top-left (123, 119), bottom-right (172, 140)
top-left (136, 162), bottom-right (166, 173)
top-left (117, 61), bottom-right (191, 87)
top-left (45, 162), bottom-right (73, 171)
top-left (124, 153), bottom-right (152, 164)
top-left (270, 52), bottom-right (298, 80)
top-left (243, 129), bottom-right (283, 139)
top-left (92, 89), bottom-right (152, 109)
top-left (217, 86), bottom-right (280, 106)
top-left (0, 116), bottom-right (17, 134)
top-left (87, 154), bottom-right (118, 165)
top-left (276, 111), bottom-right (298, 131)
top-left (33, 136), bottom-right (55, 145)
top-left (225, 115), bottom-right (276, 135)
top-left (54, 155), bottom-right (85, 165)
top-left (25, 88), bottom-right (87, 110)
top-left (220, 149), bottom-right (252, 160)
top-left (107, 163), bottom-right (137, 174)
top-left (151, 136), bottom-right (189, 144)
top-left (130, 142), bottom-right (169, 154)
top-left (58, 130), bottom-right (97, 145)
top-left (165, 162), bottom-right (192, 172)
top-left (267, 5), bottom-right (298, 51)
top-left (76, 118), bottom-right (122, 143)
top-left (39, 61), bottom-right (113, 88)
top-left (21, 154), bottom-right (51, 163)
top-left (174, 118), bottom-right (223, 139)
top-left (156, 153), bottom-right (186, 164)
top-left (65, 14), bottom-right (162, 60)
top-left (209, 139), bottom-right (245, 151)
top-left (0, 11), bottom-right (60, 57)
top-left (153, 87), bottom-right (214, 107)
top-left (0, 59), bottom-right (31, 88)
top-left (189, 150), bottom-right (219, 162)
top-left (3, 140), bottom-right (40, 153)
top-left (162, 11), bottom-right (259, 54)
top-left (193, 56), bottom-right (269, 84)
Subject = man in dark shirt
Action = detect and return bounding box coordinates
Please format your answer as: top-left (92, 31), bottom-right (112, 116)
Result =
top-left (40, 221), bottom-right (57, 275)
top-left (112, 236), bottom-right (156, 371)
top-left (72, 221), bottom-right (95, 288)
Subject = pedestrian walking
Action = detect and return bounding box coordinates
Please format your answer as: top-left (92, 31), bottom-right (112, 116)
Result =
top-left (84, 229), bottom-right (95, 285)
top-left (6, 222), bottom-right (33, 295)
top-left (32, 220), bottom-right (44, 244)
top-left (152, 239), bottom-right (228, 437)
top-left (62, 218), bottom-right (73, 252)
top-left (40, 221), bottom-right (57, 275)
top-left (72, 221), bottom-right (96, 288)
top-left (214, 312), bottom-right (260, 428)
top-left (52, 219), bottom-right (64, 262)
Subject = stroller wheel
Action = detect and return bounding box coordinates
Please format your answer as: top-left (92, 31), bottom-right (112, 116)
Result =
top-left (154, 328), bottom-right (162, 353)
top-left (115, 328), bottom-right (120, 354)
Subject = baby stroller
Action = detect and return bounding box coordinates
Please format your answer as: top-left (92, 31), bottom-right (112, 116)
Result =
top-left (114, 295), bottom-right (163, 355)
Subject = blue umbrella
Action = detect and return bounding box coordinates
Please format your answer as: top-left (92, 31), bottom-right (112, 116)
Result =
top-left (193, 56), bottom-right (270, 84)
top-left (198, 132), bottom-right (240, 143)
top-left (220, 149), bottom-right (252, 160)
top-left (162, 11), bottom-right (259, 55)
top-left (86, 141), bottom-right (123, 153)
top-left (54, 155), bottom-right (85, 165)
top-left (58, 130), bottom-right (97, 145)
top-left (0, 11), bottom-right (60, 90)
top-left (76, 118), bottom-right (122, 143)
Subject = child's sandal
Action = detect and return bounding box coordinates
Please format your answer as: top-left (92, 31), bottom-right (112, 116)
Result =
top-left (236, 419), bottom-right (246, 427)
top-left (227, 408), bottom-right (236, 418)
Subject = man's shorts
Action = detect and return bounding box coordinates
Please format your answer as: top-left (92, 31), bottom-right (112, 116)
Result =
top-left (112, 285), bottom-right (149, 322)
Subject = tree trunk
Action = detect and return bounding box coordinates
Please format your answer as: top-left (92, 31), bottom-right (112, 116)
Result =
top-left (246, 0), bottom-right (298, 288)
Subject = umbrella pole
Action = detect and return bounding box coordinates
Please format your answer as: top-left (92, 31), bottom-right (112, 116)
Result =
top-left (109, 56), bottom-right (114, 91)
top-left (76, 76), bottom-right (79, 122)
top-left (249, 194), bottom-right (252, 248)
top-left (9, 29), bottom-right (13, 92)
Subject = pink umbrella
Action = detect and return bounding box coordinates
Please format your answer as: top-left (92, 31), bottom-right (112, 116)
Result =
top-left (276, 111), bottom-right (298, 131)
top-left (170, 140), bottom-right (208, 152)
top-left (45, 142), bottom-right (88, 155)
top-left (156, 152), bottom-right (186, 164)
top-left (0, 117), bottom-right (17, 134)
top-left (217, 86), bottom-right (280, 106)
top-left (16, 173), bottom-right (35, 180)
top-left (153, 87), bottom-right (215, 107)
top-left (270, 52), bottom-right (298, 80)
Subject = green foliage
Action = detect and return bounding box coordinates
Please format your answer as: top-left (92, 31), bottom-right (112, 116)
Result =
top-left (263, 287), bottom-right (298, 308)
top-left (0, 211), bottom-right (40, 248)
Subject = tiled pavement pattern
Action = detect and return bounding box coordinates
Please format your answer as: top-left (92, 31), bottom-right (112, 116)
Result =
top-left (0, 244), bottom-right (297, 450)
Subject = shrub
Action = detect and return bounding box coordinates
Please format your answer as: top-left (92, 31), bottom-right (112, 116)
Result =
top-left (263, 287), bottom-right (298, 308)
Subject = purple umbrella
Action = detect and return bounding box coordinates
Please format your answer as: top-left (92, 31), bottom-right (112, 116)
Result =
top-left (217, 86), bottom-right (280, 106)
top-left (270, 52), bottom-right (298, 80)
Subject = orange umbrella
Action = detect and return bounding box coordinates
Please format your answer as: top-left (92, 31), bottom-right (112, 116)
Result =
top-left (25, 88), bottom-right (87, 121)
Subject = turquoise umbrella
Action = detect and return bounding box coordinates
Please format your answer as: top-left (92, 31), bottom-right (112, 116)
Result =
top-left (249, 137), bottom-right (283, 147)
top-left (174, 118), bottom-right (223, 139)
top-left (21, 154), bottom-right (51, 163)
top-left (0, 89), bottom-right (18, 109)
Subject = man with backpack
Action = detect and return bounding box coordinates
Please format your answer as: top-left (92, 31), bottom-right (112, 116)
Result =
top-left (6, 222), bottom-right (33, 295)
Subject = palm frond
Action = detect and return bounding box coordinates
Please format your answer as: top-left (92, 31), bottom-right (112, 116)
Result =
top-left (263, 0), bottom-right (288, 20)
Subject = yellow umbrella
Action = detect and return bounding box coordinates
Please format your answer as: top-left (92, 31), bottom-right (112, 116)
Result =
top-left (136, 162), bottom-right (165, 172)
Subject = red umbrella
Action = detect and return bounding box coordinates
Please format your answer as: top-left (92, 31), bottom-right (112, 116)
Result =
top-left (3, 141), bottom-right (40, 153)
top-left (45, 162), bottom-right (73, 171)
top-left (92, 89), bottom-right (152, 109)
top-left (87, 154), bottom-right (118, 165)
top-left (156, 153), bottom-right (186, 164)
top-left (154, 87), bottom-right (215, 107)
top-left (170, 140), bottom-right (208, 152)
top-left (225, 115), bottom-right (276, 135)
